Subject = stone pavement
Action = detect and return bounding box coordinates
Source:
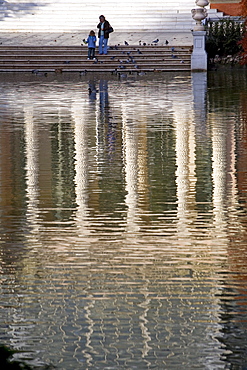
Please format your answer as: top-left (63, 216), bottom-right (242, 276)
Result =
top-left (0, 31), bottom-right (193, 47)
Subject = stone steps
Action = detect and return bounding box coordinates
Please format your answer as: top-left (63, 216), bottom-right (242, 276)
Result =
top-left (0, 45), bottom-right (192, 72)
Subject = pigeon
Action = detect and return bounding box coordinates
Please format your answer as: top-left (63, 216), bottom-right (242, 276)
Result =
top-left (31, 70), bottom-right (47, 77)
top-left (124, 41), bottom-right (129, 46)
top-left (143, 42), bottom-right (146, 46)
top-left (114, 45), bottom-right (118, 50)
top-left (139, 40), bottom-right (142, 45)
top-left (171, 54), bottom-right (177, 59)
top-left (118, 65), bottom-right (126, 69)
top-left (152, 39), bottom-right (159, 44)
top-left (110, 56), bottom-right (116, 60)
top-left (165, 40), bottom-right (169, 45)
top-left (118, 72), bottom-right (128, 79)
top-left (80, 70), bottom-right (87, 76)
top-left (171, 47), bottom-right (175, 52)
top-left (137, 49), bottom-right (142, 54)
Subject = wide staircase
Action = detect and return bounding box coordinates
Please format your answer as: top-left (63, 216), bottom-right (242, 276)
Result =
top-left (0, 44), bottom-right (192, 73)
top-left (0, 0), bottom-right (225, 73)
top-left (0, 0), bottom-right (224, 32)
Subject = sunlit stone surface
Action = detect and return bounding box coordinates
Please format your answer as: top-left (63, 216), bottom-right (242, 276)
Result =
top-left (0, 71), bottom-right (247, 369)
top-left (0, 0), bottom-right (197, 31)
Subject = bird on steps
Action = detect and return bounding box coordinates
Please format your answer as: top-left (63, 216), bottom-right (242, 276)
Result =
top-left (152, 39), bottom-right (159, 44)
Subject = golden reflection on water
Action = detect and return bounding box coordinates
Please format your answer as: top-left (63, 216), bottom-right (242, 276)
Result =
top-left (0, 72), bottom-right (247, 369)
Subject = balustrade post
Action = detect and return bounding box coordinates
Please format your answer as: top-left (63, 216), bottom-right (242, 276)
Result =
top-left (191, 0), bottom-right (208, 71)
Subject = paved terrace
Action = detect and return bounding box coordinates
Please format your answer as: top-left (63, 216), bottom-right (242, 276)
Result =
top-left (0, 31), bottom-right (193, 47)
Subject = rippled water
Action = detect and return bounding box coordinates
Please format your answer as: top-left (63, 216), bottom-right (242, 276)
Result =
top-left (1, 71), bottom-right (247, 369)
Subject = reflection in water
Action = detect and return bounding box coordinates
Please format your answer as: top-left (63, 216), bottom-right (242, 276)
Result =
top-left (0, 72), bottom-right (247, 368)
top-left (24, 103), bottom-right (40, 234)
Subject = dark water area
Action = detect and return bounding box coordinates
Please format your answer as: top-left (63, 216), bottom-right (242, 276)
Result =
top-left (1, 70), bottom-right (247, 369)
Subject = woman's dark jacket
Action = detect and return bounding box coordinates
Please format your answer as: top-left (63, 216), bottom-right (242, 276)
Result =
top-left (97, 20), bottom-right (111, 39)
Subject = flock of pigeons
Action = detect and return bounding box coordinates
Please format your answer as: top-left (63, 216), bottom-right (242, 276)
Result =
top-left (124, 39), bottom-right (169, 46)
top-left (31, 38), bottom-right (183, 77)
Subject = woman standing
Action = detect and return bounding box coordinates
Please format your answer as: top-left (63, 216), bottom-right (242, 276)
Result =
top-left (97, 15), bottom-right (113, 55)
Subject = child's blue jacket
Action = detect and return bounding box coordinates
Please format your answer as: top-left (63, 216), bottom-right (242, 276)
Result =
top-left (86, 35), bottom-right (96, 48)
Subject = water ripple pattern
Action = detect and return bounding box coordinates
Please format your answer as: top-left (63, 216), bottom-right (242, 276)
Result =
top-left (0, 71), bottom-right (247, 369)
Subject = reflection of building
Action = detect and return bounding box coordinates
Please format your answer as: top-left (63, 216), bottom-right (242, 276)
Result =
top-left (0, 72), bottom-right (247, 369)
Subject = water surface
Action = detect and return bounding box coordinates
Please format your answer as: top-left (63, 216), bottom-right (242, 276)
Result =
top-left (1, 71), bottom-right (247, 369)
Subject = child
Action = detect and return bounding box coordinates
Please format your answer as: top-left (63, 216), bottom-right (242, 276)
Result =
top-left (83, 30), bottom-right (97, 60)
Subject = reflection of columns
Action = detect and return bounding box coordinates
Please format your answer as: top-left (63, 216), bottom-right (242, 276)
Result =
top-left (72, 102), bottom-right (90, 234)
top-left (211, 115), bottom-right (238, 236)
top-left (137, 114), bottom-right (149, 210)
top-left (24, 103), bottom-right (40, 232)
top-left (122, 104), bottom-right (140, 234)
top-left (212, 120), bottom-right (227, 228)
top-left (226, 119), bottom-right (238, 208)
top-left (83, 296), bottom-right (95, 367)
top-left (174, 104), bottom-right (196, 235)
top-left (56, 110), bottom-right (64, 216)
top-left (139, 289), bottom-right (152, 358)
top-left (192, 72), bottom-right (207, 137)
